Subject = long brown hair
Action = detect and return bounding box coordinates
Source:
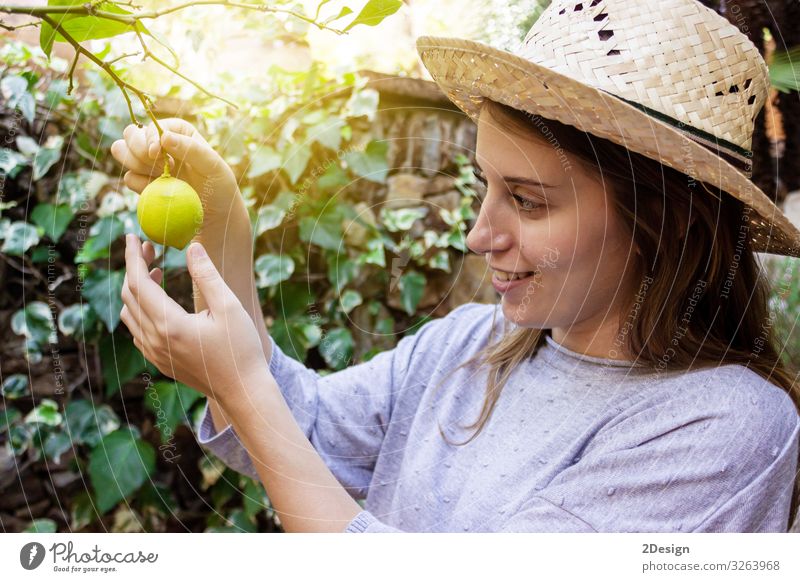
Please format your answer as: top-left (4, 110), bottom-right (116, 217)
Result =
top-left (437, 98), bottom-right (800, 530)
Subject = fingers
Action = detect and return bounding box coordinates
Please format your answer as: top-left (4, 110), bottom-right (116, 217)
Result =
top-left (111, 139), bottom-right (164, 176)
top-left (159, 131), bottom-right (224, 177)
top-left (124, 234), bottom-right (185, 323)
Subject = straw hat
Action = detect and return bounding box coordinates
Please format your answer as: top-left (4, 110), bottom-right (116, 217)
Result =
top-left (416, 0), bottom-right (800, 258)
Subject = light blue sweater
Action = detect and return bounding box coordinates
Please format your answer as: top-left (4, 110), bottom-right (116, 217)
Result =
top-left (196, 302), bottom-right (800, 532)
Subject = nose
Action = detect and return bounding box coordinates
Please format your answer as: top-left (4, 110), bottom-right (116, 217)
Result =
top-left (465, 193), bottom-right (515, 255)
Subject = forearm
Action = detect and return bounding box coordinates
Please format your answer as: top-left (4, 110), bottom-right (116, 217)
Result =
top-left (221, 369), bottom-right (363, 533)
top-left (194, 201), bottom-right (273, 433)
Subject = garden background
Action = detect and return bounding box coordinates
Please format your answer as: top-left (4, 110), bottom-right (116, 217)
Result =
top-left (1, 0), bottom-right (799, 533)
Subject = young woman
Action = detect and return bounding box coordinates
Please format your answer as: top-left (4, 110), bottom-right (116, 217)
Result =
top-left (112, 0), bottom-right (800, 532)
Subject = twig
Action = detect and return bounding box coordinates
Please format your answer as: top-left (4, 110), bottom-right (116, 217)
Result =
top-left (39, 14), bottom-right (163, 135)
top-left (133, 28), bottom-right (237, 109)
top-left (0, 2), bottom-right (347, 34)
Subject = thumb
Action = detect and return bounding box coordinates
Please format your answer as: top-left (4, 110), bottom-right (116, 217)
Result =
top-left (187, 242), bottom-right (234, 314)
top-left (161, 131), bottom-right (225, 177)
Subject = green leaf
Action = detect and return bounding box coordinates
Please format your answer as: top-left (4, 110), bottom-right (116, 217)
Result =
top-left (247, 146), bottom-right (282, 179)
top-left (31, 203), bottom-right (74, 242)
top-left (89, 428), bottom-right (156, 514)
top-left (322, 5), bottom-right (353, 26)
top-left (282, 143), bottom-right (312, 184)
top-left (316, 163), bottom-right (350, 192)
top-left (2, 374), bottom-right (29, 400)
top-left (65, 400), bottom-right (120, 448)
top-left (99, 333), bottom-right (150, 397)
top-left (327, 254), bottom-right (359, 293)
top-left (360, 237), bottom-right (386, 267)
top-left (344, 140), bottom-right (389, 183)
top-left (75, 215), bottom-right (125, 263)
top-left (1, 221), bottom-right (40, 256)
top-left (0, 148), bottom-right (29, 178)
top-left (0, 407), bottom-right (21, 433)
top-left (339, 289), bottom-right (363, 314)
top-left (25, 399), bottom-right (63, 427)
top-left (43, 430), bottom-right (73, 463)
top-left (254, 254), bottom-right (295, 288)
top-left (428, 249), bottom-right (451, 272)
top-left (1, 75), bottom-right (35, 124)
top-left (70, 491), bottom-right (97, 530)
top-left (58, 170), bottom-right (107, 212)
top-left (11, 302), bottom-right (55, 346)
top-left (23, 519), bottom-right (57, 533)
top-left (398, 270), bottom-right (426, 315)
top-left (57, 303), bottom-right (96, 339)
top-left (299, 210), bottom-right (344, 251)
top-left (9, 424), bottom-right (33, 455)
top-left (81, 268), bottom-right (125, 333)
top-left (308, 116), bottom-right (345, 151)
top-left (144, 380), bottom-right (202, 444)
top-left (381, 206), bottom-right (428, 232)
top-left (45, 78), bottom-right (70, 108)
top-left (344, 88), bottom-right (379, 121)
top-left (318, 327), bottom-right (354, 370)
top-left (32, 135), bottom-right (63, 180)
top-left (254, 205), bottom-right (286, 236)
top-left (344, 0), bottom-right (403, 31)
top-left (271, 317), bottom-right (319, 362)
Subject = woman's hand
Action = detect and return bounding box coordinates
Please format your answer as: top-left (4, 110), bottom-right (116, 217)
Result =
top-left (120, 233), bottom-right (267, 404)
top-left (110, 118), bottom-right (243, 232)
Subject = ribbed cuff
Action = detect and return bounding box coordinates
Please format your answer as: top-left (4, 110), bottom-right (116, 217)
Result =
top-left (344, 510), bottom-right (378, 533)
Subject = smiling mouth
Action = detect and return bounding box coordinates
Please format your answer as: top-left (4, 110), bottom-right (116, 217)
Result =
top-left (492, 270), bottom-right (537, 282)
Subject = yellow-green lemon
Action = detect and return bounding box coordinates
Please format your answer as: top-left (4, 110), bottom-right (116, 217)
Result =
top-left (136, 175), bottom-right (203, 249)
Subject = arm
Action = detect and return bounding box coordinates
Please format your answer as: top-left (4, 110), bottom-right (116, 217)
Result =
top-left (218, 367), bottom-right (363, 533)
top-left (193, 203), bottom-right (273, 435)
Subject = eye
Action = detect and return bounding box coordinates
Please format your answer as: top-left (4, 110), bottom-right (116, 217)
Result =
top-left (472, 169), bottom-right (546, 213)
top-left (510, 193), bottom-right (545, 212)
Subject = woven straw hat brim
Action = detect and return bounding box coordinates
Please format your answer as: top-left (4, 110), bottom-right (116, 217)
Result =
top-left (417, 36), bottom-right (800, 259)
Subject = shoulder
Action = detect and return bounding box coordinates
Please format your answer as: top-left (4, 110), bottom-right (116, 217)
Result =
top-left (629, 364), bottom-right (799, 458)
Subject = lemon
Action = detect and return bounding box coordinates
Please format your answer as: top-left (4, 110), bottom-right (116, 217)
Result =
top-left (137, 174), bottom-right (203, 249)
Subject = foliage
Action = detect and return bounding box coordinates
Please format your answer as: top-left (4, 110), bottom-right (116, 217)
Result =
top-left (0, 22), bottom-right (479, 531)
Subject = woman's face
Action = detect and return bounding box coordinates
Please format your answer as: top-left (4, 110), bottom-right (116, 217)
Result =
top-left (466, 106), bottom-right (640, 352)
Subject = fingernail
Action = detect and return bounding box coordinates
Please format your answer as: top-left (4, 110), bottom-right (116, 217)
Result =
top-left (126, 233), bottom-right (132, 247)
top-left (190, 243), bottom-right (206, 260)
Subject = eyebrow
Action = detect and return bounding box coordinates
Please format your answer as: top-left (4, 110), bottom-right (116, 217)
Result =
top-left (473, 161), bottom-right (558, 188)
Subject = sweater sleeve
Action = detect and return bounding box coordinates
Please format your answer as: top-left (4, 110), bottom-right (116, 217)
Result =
top-left (195, 305), bottom-right (468, 500)
top-left (498, 372), bottom-right (800, 533)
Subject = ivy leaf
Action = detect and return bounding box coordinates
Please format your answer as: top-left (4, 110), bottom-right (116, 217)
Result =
top-left (81, 268), bottom-right (125, 333)
top-left (57, 303), bottom-right (96, 339)
top-left (344, 0), bottom-right (403, 31)
top-left (30, 203), bottom-right (74, 242)
top-left (75, 215), bottom-right (125, 263)
top-left (0, 407), bottom-right (21, 433)
top-left (282, 143), bottom-right (312, 184)
top-left (23, 519), bottom-right (57, 534)
top-left (89, 427), bottom-right (156, 514)
top-left (1, 75), bottom-right (35, 124)
top-left (343, 140), bottom-right (389, 183)
top-left (99, 333), bottom-right (151, 397)
top-left (339, 289), bottom-right (363, 314)
top-left (254, 254), bottom-right (295, 288)
top-left (43, 431), bottom-right (73, 463)
top-left (381, 207), bottom-right (428, 232)
top-left (11, 301), bottom-right (55, 346)
top-left (2, 375), bottom-right (30, 400)
top-left (254, 206), bottom-right (286, 236)
top-left (1, 221), bottom-right (40, 256)
top-left (247, 146), bottom-right (282, 179)
top-left (24, 399), bottom-right (63, 427)
top-left (144, 381), bottom-right (202, 444)
top-left (308, 116), bottom-right (345, 151)
top-left (32, 135), bottom-right (64, 180)
top-left (299, 210), bottom-right (344, 251)
top-left (0, 148), bottom-right (30, 178)
top-left (65, 400), bottom-right (120, 448)
top-left (398, 270), bottom-right (426, 315)
top-left (318, 327), bottom-right (354, 370)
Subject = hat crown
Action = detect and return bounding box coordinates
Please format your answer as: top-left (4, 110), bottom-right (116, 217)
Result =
top-left (518, 0), bottom-right (769, 151)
